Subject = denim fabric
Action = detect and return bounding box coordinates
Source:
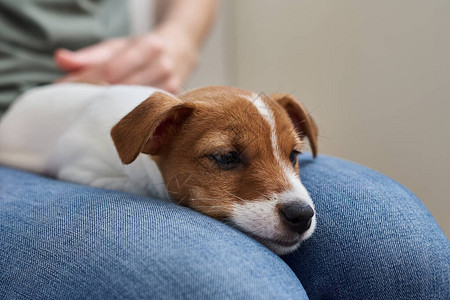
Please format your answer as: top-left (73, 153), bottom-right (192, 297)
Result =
top-left (286, 154), bottom-right (450, 299)
top-left (1, 154), bottom-right (449, 299)
top-left (0, 167), bottom-right (306, 299)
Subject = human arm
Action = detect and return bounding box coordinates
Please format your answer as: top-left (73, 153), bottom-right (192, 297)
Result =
top-left (54, 0), bottom-right (218, 94)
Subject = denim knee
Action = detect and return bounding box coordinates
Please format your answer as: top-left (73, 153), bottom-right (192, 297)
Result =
top-left (284, 154), bottom-right (450, 299)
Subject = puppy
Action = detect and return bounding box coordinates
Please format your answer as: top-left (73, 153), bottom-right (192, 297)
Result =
top-left (0, 83), bottom-right (318, 255)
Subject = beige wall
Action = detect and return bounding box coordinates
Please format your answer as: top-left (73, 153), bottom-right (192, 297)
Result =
top-left (226, 0), bottom-right (449, 235)
top-left (130, 0), bottom-right (449, 236)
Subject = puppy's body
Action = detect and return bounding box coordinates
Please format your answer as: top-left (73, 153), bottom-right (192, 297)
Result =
top-left (0, 83), bottom-right (318, 255)
top-left (0, 84), bottom-right (167, 198)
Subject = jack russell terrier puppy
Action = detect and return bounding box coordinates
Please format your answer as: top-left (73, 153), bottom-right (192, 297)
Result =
top-left (0, 83), bottom-right (318, 255)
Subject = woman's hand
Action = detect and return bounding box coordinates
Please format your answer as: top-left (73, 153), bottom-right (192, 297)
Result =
top-left (54, 29), bottom-right (199, 94)
top-left (55, 0), bottom-right (218, 94)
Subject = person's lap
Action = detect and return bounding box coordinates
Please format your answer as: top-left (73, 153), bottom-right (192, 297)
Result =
top-left (0, 165), bottom-right (306, 299)
top-left (1, 154), bottom-right (448, 299)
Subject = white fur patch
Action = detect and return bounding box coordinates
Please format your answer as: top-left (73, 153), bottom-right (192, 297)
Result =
top-left (0, 83), bottom-right (169, 199)
top-left (246, 93), bottom-right (281, 161)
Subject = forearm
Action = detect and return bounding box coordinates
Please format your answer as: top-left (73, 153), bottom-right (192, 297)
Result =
top-left (154, 0), bottom-right (218, 48)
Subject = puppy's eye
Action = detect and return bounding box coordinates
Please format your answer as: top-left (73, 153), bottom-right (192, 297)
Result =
top-left (289, 150), bottom-right (300, 167)
top-left (210, 151), bottom-right (242, 170)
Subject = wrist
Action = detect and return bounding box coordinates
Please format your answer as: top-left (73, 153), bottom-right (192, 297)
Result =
top-left (152, 24), bottom-right (200, 65)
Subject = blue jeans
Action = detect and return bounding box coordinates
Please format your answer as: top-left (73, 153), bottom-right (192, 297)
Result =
top-left (1, 154), bottom-right (448, 299)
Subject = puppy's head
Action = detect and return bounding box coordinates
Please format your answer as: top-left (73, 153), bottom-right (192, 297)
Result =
top-left (111, 86), bottom-right (318, 255)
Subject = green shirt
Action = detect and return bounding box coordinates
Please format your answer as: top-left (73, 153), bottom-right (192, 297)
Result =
top-left (0, 0), bottom-right (129, 113)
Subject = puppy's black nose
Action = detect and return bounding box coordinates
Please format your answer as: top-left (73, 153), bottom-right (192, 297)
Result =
top-left (279, 202), bottom-right (314, 234)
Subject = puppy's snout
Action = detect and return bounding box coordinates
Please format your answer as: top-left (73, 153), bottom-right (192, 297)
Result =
top-left (279, 202), bottom-right (315, 234)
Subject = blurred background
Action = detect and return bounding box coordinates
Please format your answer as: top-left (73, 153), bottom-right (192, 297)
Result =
top-left (130, 0), bottom-right (449, 236)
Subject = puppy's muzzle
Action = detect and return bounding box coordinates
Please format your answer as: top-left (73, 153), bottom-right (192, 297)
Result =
top-left (278, 202), bottom-right (315, 234)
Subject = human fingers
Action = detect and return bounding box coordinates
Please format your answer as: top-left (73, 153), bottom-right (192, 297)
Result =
top-left (99, 35), bottom-right (165, 84)
top-left (120, 53), bottom-right (175, 85)
top-left (54, 38), bottom-right (129, 71)
top-left (56, 67), bottom-right (106, 84)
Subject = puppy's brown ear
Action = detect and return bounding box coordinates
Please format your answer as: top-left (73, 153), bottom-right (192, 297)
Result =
top-left (111, 92), bottom-right (194, 164)
top-left (271, 93), bottom-right (319, 158)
